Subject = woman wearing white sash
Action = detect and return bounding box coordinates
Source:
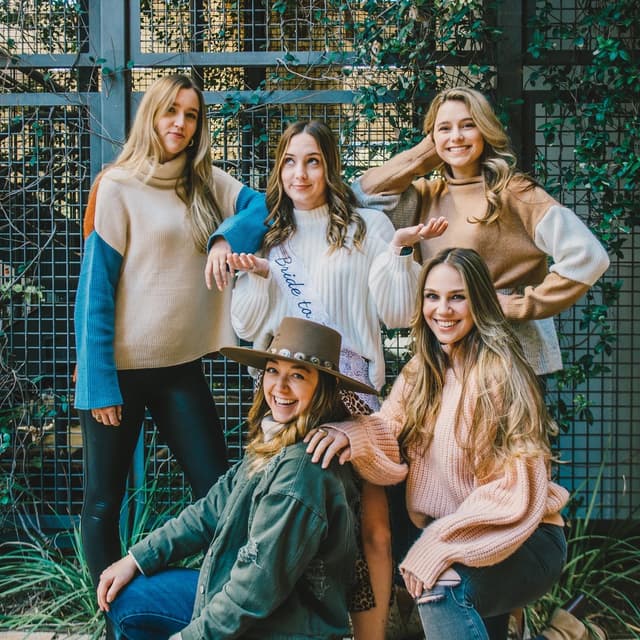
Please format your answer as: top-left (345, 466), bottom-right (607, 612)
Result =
top-left (227, 120), bottom-right (447, 640)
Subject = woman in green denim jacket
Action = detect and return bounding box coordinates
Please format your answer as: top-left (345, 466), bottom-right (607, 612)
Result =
top-left (96, 317), bottom-right (374, 639)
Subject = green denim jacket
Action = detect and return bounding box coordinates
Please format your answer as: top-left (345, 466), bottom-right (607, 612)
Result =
top-left (130, 442), bottom-right (358, 639)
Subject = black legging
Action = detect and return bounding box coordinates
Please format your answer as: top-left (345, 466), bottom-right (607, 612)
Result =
top-left (79, 359), bottom-right (228, 587)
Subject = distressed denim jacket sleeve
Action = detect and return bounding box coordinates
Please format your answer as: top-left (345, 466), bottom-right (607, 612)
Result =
top-left (129, 461), bottom-right (241, 574)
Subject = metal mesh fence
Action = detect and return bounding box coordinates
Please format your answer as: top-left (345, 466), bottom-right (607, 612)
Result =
top-left (1, 102), bottom-right (90, 522)
top-left (1, 1), bottom-right (88, 56)
top-left (0, 0), bottom-right (637, 527)
top-left (138, 0), bottom-right (360, 54)
top-left (530, 99), bottom-right (640, 519)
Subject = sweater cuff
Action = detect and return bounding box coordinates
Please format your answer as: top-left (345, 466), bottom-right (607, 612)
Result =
top-left (330, 418), bottom-right (373, 460)
top-left (359, 136), bottom-right (439, 194)
top-left (400, 529), bottom-right (453, 589)
top-left (387, 246), bottom-right (417, 267)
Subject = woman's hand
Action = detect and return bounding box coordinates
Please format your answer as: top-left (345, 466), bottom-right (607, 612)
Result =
top-left (205, 237), bottom-right (232, 291)
top-left (402, 568), bottom-right (425, 600)
top-left (92, 405), bottom-right (122, 427)
top-left (403, 566), bottom-right (461, 601)
top-left (96, 554), bottom-right (139, 612)
top-left (391, 217), bottom-right (448, 250)
top-left (226, 252), bottom-right (270, 279)
top-left (304, 427), bottom-right (351, 468)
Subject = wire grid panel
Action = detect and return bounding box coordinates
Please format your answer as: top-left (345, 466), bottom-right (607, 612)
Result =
top-left (1, 0), bottom-right (636, 525)
top-left (1, 102), bottom-right (90, 517)
top-left (207, 100), bottom-right (413, 185)
top-left (526, 0), bottom-right (638, 52)
top-left (0, 1), bottom-right (89, 56)
top-left (137, 0), bottom-right (360, 54)
top-left (531, 99), bottom-right (640, 519)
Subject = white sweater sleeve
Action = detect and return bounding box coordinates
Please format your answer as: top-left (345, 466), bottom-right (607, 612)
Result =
top-left (535, 204), bottom-right (610, 286)
top-left (359, 209), bottom-right (421, 328)
top-left (230, 271), bottom-right (273, 340)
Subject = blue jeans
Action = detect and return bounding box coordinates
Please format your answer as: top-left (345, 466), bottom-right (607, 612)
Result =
top-left (416, 524), bottom-right (567, 640)
top-left (106, 568), bottom-right (198, 640)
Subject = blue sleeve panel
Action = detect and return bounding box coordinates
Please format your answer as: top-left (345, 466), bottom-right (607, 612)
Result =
top-left (74, 231), bottom-right (123, 409)
top-left (209, 185), bottom-right (269, 254)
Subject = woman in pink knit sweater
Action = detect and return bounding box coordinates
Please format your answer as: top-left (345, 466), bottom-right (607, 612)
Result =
top-left (306, 247), bottom-right (569, 640)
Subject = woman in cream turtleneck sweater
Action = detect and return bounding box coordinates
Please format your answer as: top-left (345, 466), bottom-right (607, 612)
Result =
top-left (74, 74), bottom-right (267, 606)
top-left (224, 120), bottom-right (446, 640)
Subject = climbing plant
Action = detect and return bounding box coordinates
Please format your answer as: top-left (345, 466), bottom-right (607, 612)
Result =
top-left (527, 0), bottom-right (637, 431)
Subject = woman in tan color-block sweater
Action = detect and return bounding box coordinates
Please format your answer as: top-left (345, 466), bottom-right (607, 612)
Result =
top-left (351, 86), bottom-right (610, 376)
top-left (305, 248), bottom-right (569, 640)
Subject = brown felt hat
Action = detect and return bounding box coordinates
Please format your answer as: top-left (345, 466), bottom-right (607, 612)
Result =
top-left (220, 317), bottom-right (377, 395)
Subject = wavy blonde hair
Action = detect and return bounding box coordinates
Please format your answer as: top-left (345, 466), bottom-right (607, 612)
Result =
top-left (398, 248), bottom-right (556, 480)
top-left (263, 120), bottom-right (366, 253)
top-left (423, 86), bottom-right (532, 224)
top-left (112, 74), bottom-right (220, 252)
top-left (244, 369), bottom-right (349, 475)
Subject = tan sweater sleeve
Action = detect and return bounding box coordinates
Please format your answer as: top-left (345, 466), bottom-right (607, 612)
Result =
top-left (504, 195), bottom-right (610, 320)
top-left (400, 456), bottom-right (568, 588)
top-left (503, 271), bottom-right (591, 320)
top-left (358, 136), bottom-right (440, 195)
top-left (330, 371), bottom-right (410, 486)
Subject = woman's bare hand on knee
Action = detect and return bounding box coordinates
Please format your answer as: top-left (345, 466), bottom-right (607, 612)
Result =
top-left (304, 427), bottom-right (351, 468)
top-left (97, 554), bottom-right (139, 612)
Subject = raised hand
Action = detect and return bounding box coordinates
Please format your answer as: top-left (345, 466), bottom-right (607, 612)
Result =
top-left (391, 217), bottom-right (448, 250)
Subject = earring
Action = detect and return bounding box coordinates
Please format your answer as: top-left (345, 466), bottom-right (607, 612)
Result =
top-left (188, 138), bottom-right (195, 148)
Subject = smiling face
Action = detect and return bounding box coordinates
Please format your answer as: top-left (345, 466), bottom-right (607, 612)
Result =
top-left (432, 99), bottom-right (485, 179)
top-left (422, 262), bottom-right (475, 353)
top-left (154, 87), bottom-right (199, 162)
top-left (280, 132), bottom-right (328, 210)
top-left (263, 358), bottom-right (320, 423)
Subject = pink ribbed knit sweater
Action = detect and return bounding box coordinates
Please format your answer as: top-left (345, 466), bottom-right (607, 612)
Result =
top-left (331, 359), bottom-right (569, 589)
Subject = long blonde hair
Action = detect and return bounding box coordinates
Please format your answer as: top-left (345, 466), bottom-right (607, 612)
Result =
top-left (244, 369), bottom-right (349, 475)
top-left (112, 74), bottom-right (220, 252)
top-left (263, 120), bottom-right (366, 253)
top-left (398, 248), bottom-right (556, 480)
top-left (423, 86), bottom-right (530, 224)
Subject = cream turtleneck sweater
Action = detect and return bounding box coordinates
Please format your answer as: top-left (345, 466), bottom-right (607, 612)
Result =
top-left (93, 156), bottom-right (235, 369)
top-left (75, 154), bottom-right (256, 409)
top-left (230, 204), bottom-right (420, 391)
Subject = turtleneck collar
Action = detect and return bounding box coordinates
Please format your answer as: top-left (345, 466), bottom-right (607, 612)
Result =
top-left (261, 415), bottom-right (287, 442)
top-left (136, 153), bottom-right (187, 189)
top-left (292, 204), bottom-right (330, 225)
top-left (442, 166), bottom-right (484, 187)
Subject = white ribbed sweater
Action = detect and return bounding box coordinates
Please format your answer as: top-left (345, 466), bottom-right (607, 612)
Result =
top-left (331, 361), bottom-right (569, 588)
top-left (230, 205), bottom-right (420, 391)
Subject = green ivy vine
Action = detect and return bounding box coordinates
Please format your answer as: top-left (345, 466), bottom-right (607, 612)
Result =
top-left (527, 0), bottom-right (637, 432)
